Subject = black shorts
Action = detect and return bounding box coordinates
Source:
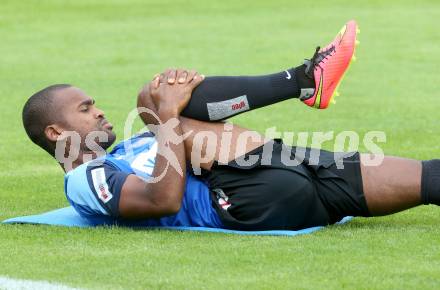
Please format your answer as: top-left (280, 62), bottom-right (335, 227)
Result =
top-left (201, 140), bottom-right (370, 231)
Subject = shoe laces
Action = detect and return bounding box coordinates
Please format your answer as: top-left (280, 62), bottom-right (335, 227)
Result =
top-left (304, 45), bottom-right (336, 79)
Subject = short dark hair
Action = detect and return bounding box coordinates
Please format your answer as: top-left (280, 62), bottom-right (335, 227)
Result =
top-left (22, 84), bottom-right (72, 156)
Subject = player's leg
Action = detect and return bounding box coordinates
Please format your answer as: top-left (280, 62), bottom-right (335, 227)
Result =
top-left (138, 21), bottom-right (358, 126)
top-left (177, 119), bottom-right (440, 229)
top-left (360, 155), bottom-right (440, 215)
top-left (153, 20), bottom-right (358, 122)
top-left (180, 64), bottom-right (314, 121)
top-left (179, 117), bottom-right (267, 170)
top-left (180, 119), bottom-right (440, 216)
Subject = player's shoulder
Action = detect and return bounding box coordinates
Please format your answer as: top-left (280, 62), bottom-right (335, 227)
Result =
top-left (65, 157), bottom-right (115, 189)
top-left (64, 157), bottom-right (131, 218)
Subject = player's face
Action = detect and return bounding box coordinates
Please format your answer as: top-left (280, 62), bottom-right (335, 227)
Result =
top-left (56, 87), bottom-right (116, 151)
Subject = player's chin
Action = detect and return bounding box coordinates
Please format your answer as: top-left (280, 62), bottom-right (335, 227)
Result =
top-left (92, 129), bottom-right (116, 150)
top-left (101, 131), bottom-right (116, 150)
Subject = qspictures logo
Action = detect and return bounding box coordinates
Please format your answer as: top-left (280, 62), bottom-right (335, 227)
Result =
top-left (55, 107), bottom-right (386, 182)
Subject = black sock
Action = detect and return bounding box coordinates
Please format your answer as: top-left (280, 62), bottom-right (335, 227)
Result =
top-left (421, 160), bottom-right (440, 205)
top-left (181, 64), bottom-right (315, 121)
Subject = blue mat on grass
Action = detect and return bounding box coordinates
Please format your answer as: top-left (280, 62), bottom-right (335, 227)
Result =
top-left (2, 206), bottom-right (352, 236)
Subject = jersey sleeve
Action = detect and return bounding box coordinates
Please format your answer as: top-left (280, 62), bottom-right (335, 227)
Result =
top-left (65, 161), bottom-right (130, 218)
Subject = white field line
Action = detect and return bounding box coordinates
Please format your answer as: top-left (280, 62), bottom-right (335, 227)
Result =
top-left (0, 276), bottom-right (83, 290)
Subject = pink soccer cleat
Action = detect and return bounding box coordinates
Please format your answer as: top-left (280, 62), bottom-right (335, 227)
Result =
top-left (301, 20), bottom-right (360, 109)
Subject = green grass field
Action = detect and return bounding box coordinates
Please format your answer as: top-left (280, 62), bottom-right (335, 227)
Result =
top-left (1, 0), bottom-right (440, 289)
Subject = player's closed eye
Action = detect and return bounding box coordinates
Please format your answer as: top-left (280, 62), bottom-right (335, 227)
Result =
top-left (79, 99), bottom-right (96, 112)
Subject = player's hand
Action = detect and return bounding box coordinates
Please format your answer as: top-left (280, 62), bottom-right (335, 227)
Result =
top-left (139, 69), bottom-right (200, 108)
top-left (149, 69), bottom-right (204, 116)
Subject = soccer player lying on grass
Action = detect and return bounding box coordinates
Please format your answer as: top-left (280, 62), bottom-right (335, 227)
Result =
top-left (22, 21), bottom-right (439, 230)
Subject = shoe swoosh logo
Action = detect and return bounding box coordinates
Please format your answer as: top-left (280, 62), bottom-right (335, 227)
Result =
top-left (313, 71), bottom-right (324, 108)
top-left (338, 24), bottom-right (350, 45)
top-left (339, 24), bottom-right (347, 44)
top-left (285, 70), bottom-right (291, 80)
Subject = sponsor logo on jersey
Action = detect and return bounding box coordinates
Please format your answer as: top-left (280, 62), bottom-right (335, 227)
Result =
top-left (98, 184), bottom-right (109, 201)
top-left (91, 167), bottom-right (113, 203)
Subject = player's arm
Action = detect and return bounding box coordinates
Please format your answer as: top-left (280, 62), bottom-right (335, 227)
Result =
top-left (119, 70), bottom-right (204, 219)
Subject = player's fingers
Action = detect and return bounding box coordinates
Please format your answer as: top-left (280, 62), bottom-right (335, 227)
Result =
top-left (159, 68), bottom-right (173, 84)
top-left (167, 69), bottom-right (177, 84)
top-left (159, 69), bottom-right (170, 83)
top-left (186, 70), bottom-right (198, 82)
top-left (151, 74), bottom-right (160, 88)
top-left (149, 80), bottom-right (157, 95)
top-left (188, 73), bottom-right (205, 89)
top-left (152, 75), bottom-right (160, 89)
top-left (159, 73), bottom-right (166, 84)
top-left (151, 73), bottom-right (160, 81)
top-left (177, 69), bottom-right (188, 84)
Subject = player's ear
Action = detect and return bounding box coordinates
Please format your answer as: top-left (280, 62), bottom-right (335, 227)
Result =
top-left (44, 124), bottom-right (63, 142)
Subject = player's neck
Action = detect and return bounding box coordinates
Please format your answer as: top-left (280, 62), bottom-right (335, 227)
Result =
top-left (60, 149), bottom-right (106, 173)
